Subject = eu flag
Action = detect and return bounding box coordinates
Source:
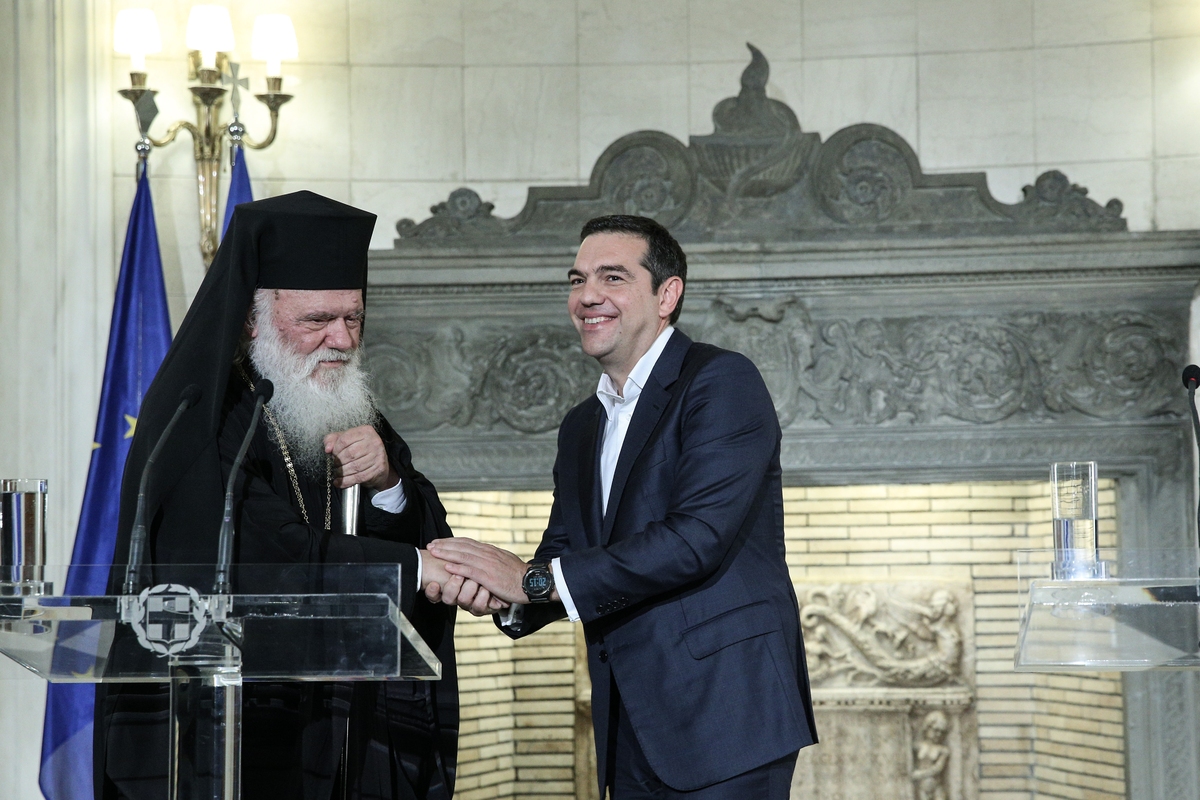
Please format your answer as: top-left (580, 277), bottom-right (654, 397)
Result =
top-left (221, 145), bottom-right (254, 239)
top-left (39, 172), bottom-right (172, 800)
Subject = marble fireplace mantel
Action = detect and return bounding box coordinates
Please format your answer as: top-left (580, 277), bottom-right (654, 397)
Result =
top-left (367, 46), bottom-right (1200, 799)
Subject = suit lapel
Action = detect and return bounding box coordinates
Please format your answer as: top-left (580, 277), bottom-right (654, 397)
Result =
top-left (600, 331), bottom-right (692, 542)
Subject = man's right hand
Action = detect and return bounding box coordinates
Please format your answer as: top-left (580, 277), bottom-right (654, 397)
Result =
top-left (421, 549), bottom-right (509, 616)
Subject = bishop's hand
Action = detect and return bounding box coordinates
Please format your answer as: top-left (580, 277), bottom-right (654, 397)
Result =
top-left (325, 425), bottom-right (398, 491)
top-left (422, 549), bottom-right (509, 615)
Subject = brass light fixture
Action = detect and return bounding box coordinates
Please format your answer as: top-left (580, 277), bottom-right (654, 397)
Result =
top-left (114, 5), bottom-right (297, 267)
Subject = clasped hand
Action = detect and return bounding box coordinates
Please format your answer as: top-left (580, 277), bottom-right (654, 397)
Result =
top-left (424, 539), bottom-right (534, 616)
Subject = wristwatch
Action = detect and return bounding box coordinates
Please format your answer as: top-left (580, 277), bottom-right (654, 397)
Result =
top-left (522, 559), bottom-right (555, 603)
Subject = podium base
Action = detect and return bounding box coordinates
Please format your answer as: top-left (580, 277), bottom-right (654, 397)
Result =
top-left (169, 657), bottom-right (242, 800)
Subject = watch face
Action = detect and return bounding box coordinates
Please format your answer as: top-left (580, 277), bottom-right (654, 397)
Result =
top-left (525, 568), bottom-right (552, 597)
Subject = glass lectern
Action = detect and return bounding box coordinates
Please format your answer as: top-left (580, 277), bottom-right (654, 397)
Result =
top-left (1015, 549), bottom-right (1200, 671)
top-left (0, 563), bottom-right (440, 800)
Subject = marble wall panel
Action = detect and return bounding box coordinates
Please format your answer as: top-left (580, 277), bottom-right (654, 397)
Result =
top-left (228, 0), bottom-right (349, 65)
top-left (1154, 0), bottom-right (1200, 37)
top-left (1155, 157), bottom-right (1200, 229)
top-left (687, 0), bottom-right (804, 64)
top-left (464, 66), bottom-right (579, 181)
top-left (464, 0), bottom-right (577, 65)
top-left (577, 0), bottom-right (688, 64)
top-left (1034, 42), bottom-right (1153, 164)
top-left (917, 0), bottom-right (1033, 53)
top-left (0, 664), bottom-right (44, 800)
top-left (802, 0), bottom-right (918, 59)
top-left (918, 50), bottom-right (1035, 169)
top-left (578, 64), bottom-right (689, 179)
top-left (349, 66), bottom-right (465, 181)
top-left (1153, 37), bottom-right (1200, 159)
top-left (235, 63), bottom-right (352, 181)
top-left (348, 0), bottom-right (464, 65)
top-left (802, 55), bottom-right (918, 145)
top-left (1034, 0), bottom-right (1152, 46)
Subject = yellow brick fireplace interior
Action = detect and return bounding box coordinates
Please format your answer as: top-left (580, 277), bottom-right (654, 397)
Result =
top-left (440, 481), bottom-right (1123, 800)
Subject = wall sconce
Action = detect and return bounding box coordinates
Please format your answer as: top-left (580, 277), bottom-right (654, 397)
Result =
top-left (115, 5), bottom-right (296, 267)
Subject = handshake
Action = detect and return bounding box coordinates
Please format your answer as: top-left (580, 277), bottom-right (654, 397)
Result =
top-left (421, 538), bottom-right (540, 616)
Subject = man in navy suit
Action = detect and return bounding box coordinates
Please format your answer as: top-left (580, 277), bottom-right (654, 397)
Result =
top-left (428, 215), bottom-right (817, 798)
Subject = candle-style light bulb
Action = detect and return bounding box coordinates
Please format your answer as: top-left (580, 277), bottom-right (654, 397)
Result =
top-left (114, 8), bottom-right (161, 77)
top-left (186, 5), bottom-right (235, 72)
top-left (252, 14), bottom-right (298, 81)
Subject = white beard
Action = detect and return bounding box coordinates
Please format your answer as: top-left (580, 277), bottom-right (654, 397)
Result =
top-left (248, 297), bottom-right (377, 477)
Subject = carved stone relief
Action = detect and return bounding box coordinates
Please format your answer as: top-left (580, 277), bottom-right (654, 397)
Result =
top-left (800, 584), bottom-right (967, 689)
top-left (367, 303), bottom-right (1184, 436)
top-left (368, 324), bottom-right (595, 435)
top-left (793, 583), bottom-right (977, 800)
top-left (701, 298), bottom-right (1185, 429)
top-left (392, 44), bottom-right (1125, 247)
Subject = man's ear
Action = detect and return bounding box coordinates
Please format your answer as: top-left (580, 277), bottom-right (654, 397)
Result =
top-left (657, 275), bottom-right (684, 320)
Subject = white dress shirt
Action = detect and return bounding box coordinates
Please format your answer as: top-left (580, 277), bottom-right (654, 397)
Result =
top-left (550, 326), bottom-right (676, 622)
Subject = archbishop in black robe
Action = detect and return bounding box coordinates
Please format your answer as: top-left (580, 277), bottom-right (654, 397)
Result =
top-left (95, 192), bottom-right (458, 800)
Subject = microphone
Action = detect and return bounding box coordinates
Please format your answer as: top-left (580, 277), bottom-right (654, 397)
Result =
top-left (1184, 366), bottom-right (1200, 572)
top-left (123, 384), bottom-right (202, 595)
top-left (213, 379), bottom-right (273, 594)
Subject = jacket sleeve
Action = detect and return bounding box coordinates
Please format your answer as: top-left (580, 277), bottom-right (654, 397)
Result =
top-left (556, 353), bottom-right (779, 625)
top-left (493, 430), bottom-right (574, 638)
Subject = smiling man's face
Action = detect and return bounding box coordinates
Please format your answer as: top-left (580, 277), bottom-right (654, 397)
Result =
top-left (567, 232), bottom-right (681, 388)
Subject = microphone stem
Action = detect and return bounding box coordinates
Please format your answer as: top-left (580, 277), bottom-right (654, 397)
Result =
top-left (1190, 386), bottom-right (1200, 570)
top-left (124, 396), bottom-right (190, 595)
top-left (214, 396), bottom-right (266, 594)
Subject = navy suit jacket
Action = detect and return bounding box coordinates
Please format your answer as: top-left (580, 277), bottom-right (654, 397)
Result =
top-left (501, 331), bottom-right (817, 793)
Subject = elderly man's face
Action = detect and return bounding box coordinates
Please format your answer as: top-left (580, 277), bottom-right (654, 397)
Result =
top-left (250, 288), bottom-right (364, 376)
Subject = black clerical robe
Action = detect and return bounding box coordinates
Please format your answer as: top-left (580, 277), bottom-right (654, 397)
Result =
top-left (96, 367), bottom-right (458, 800)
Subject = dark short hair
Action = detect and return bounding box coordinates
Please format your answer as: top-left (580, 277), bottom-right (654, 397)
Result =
top-left (580, 215), bottom-right (687, 325)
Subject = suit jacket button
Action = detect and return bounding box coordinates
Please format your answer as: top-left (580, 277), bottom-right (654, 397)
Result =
top-left (598, 650), bottom-right (609, 663)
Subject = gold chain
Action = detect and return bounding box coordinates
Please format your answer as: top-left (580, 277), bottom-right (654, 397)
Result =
top-left (238, 364), bottom-right (332, 530)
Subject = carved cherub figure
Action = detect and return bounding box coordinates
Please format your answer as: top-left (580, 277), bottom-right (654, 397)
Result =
top-left (911, 710), bottom-right (951, 800)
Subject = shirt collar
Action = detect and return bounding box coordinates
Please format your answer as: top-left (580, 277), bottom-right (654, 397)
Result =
top-left (596, 327), bottom-right (675, 419)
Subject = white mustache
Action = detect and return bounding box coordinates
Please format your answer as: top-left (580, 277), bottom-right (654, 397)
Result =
top-left (304, 346), bottom-right (353, 376)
